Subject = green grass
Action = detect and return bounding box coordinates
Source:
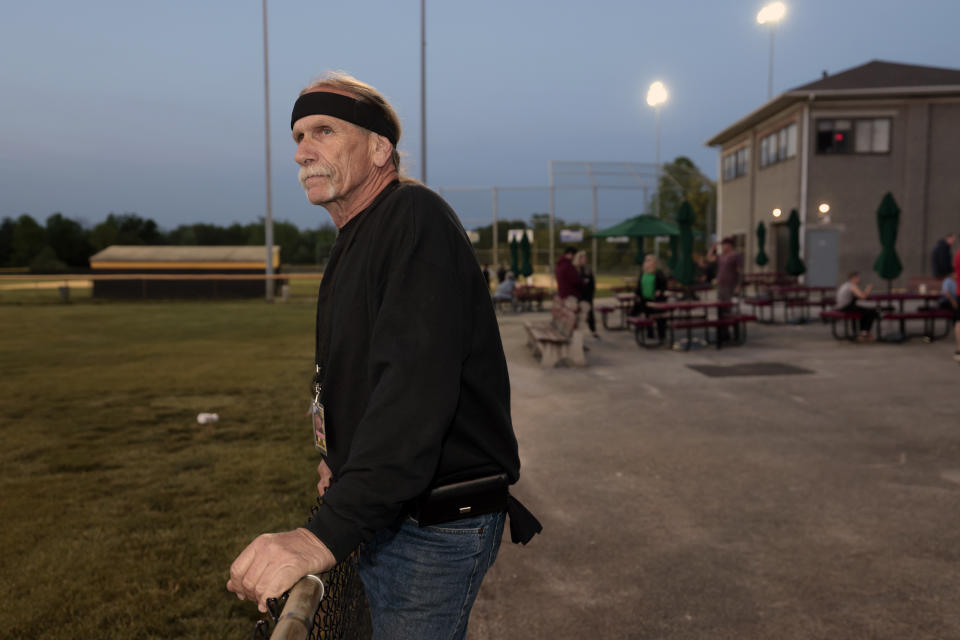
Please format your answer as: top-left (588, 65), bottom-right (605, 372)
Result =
top-left (0, 298), bottom-right (324, 638)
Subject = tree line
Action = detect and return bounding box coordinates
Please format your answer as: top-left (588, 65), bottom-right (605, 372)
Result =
top-left (2, 156), bottom-right (714, 274)
top-left (0, 212), bottom-right (338, 272)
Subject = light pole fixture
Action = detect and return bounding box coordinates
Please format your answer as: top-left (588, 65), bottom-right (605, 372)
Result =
top-left (756, 2), bottom-right (786, 100)
top-left (772, 208), bottom-right (782, 218)
top-left (646, 81), bottom-right (668, 216)
top-left (818, 203), bottom-right (830, 214)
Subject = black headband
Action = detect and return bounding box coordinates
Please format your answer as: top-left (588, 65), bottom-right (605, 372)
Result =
top-left (291, 91), bottom-right (398, 145)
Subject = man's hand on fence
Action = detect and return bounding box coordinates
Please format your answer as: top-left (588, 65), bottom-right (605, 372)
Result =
top-left (317, 459), bottom-right (332, 496)
top-left (227, 528), bottom-right (336, 613)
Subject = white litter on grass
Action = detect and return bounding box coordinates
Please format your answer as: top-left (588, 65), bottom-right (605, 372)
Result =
top-left (197, 412), bottom-right (219, 425)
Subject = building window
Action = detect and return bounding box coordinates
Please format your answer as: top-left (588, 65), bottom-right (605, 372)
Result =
top-left (723, 146), bottom-right (749, 181)
top-left (759, 122), bottom-right (797, 168)
top-left (816, 118), bottom-right (891, 154)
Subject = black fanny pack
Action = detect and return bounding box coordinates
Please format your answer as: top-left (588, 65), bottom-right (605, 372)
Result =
top-left (413, 473), bottom-right (509, 527)
top-left (412, 473), bottom-right (542, 545)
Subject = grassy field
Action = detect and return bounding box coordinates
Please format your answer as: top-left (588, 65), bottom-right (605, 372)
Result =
top-left (0, 297), bottom-right (323, 638)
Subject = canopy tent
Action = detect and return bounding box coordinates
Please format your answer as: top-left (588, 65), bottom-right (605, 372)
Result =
top-left (593, 215), bottom-right (680, 266)
top-left (592, 215), bottom-right (679, 238)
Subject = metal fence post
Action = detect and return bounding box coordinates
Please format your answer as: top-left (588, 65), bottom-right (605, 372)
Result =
top-left (492, 186), bottom-right (498, 268)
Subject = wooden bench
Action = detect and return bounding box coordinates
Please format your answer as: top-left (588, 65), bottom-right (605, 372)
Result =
top-left (523, 296), bottom-right (586, 368)
top-left (820, 310), bottom-right (861, 341)
top-left (878, 309), bottom-right (954, 342)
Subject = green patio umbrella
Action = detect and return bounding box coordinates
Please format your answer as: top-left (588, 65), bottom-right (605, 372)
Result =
top-left (784, 209), bottom-right (806, 277)
top-left (519, 232), bottom-right (534, 277)
top-left (755, 221), bottom-right (769, 267)
top-left (592, 214), bottom-right (679, 238)
top-left (509, 236), bottom-right (520, 275)
top-left (673, 201), bottom-right (696, 285)
top-left (872, 192), bottom-right (903, 291)
top-left (592, 214), bottom-right (680, 267)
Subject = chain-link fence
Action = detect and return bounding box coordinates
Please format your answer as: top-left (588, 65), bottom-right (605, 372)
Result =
top-left (438, 161), bottom-right (715, 281)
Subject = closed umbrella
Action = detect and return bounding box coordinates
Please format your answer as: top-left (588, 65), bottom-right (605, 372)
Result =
top-left (667, 235), bottom-right (679, 272)
top-left (509, 236), bottom-right (519, 276)
top-left (872, 192), bottom-right (903, 292)
top-left (673, 201), bottom-right (696, 286)
top-left (784, 209), bottom-right (806, 277)
top-left (519, 232), bottom-right (534, 278)
top-left (755, 221), bottom-right (769, 267)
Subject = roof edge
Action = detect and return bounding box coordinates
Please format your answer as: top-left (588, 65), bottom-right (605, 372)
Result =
top-left (706, 84), bottom-right (960, 147)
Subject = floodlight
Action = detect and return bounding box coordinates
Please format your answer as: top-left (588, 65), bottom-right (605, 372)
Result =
top-left (646, 81), bottom-right (668, 108)
top-left (757, 2), bottom-right (786, 25)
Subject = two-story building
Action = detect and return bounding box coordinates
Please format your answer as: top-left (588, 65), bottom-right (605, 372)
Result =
top-left (707, 60), bottom-right (960, 287)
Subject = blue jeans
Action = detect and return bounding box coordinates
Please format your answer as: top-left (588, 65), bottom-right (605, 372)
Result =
top-left (357, 511), bottom-right (505, 640)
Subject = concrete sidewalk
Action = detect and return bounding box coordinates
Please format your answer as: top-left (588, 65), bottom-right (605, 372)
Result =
top-left (470, 313), bottom-right (960, 639)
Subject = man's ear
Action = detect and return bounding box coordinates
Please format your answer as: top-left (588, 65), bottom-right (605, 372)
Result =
top-left (370, 134), bottom-right (393, 168)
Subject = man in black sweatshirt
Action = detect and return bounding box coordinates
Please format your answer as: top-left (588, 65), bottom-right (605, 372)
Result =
top-left (227, 72), bottom-right (537, 639)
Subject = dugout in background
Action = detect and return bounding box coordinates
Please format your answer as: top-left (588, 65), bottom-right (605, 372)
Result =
top-left (89, 246), bottom-right (282, 299)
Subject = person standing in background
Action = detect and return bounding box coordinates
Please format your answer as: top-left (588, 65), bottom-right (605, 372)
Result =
top-left (938, 271), bottom-right (960, 362)
top-left (931, 232), bottom-right (955, 278)
top-left (574, 250), bottom-right (598, 339)
top-left (715, 237), bottom-right (742, 342)
top-left (555, 246), bottom-right (582, 300)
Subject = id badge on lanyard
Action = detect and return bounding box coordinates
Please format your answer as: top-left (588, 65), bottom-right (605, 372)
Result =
top-left (310, 364), bottom-right (327, 457)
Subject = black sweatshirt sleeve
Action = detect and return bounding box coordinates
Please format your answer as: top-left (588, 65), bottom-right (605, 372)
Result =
top-left (305, 190), bottom-right (467, 561)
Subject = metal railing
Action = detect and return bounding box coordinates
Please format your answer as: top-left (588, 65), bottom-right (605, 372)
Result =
top-left (252, 556), bottom-right (371, 640)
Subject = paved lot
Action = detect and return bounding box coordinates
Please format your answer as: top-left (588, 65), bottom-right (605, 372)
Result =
top-left (470, 311), bottom-right (960, 639)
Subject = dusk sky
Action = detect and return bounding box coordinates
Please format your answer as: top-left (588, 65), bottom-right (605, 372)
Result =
top-left (1, 1), bottom-right (956, 232)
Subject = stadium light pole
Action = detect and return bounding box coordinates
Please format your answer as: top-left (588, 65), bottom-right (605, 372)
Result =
top-left (646, 81), bottom-right (668, 217)
top-left (261, 0), bottom-right (275, 302)
top-left (757, 1), bottom-right (787, 100)
top-left (420, 0), bottom-right (427, 184)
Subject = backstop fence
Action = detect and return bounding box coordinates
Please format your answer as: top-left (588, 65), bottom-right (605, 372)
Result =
top-left (438, 160), bottom-right (714, 279)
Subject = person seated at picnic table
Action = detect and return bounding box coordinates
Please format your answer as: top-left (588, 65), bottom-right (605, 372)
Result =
top-left (938, 272), bottom-right (960, 362)
top-left (631, 254), bottom-right (668, 340)
top-left (492, 271), bottom-right (516, 304)
top-left (835, 271), bottom-right (877, 341)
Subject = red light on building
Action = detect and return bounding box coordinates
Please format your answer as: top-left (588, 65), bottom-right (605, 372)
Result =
top-left (834, 133), bottom-right (845, 142)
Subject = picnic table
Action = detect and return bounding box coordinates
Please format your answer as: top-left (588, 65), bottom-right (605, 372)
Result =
top-left (596, 293), bottom-right (636, 331)
top-left (638, 300), bottom-right (755, 351)
top-left (743, 285), bottom-right (835, 323)
top-left (867, 292), bottom-right (950, 341)
top-left (514, 285), bottom-right (547, 311)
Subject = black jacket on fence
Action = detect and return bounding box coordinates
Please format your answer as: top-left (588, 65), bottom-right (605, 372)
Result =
top-left (307, 181), bottom-right (522, 562)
